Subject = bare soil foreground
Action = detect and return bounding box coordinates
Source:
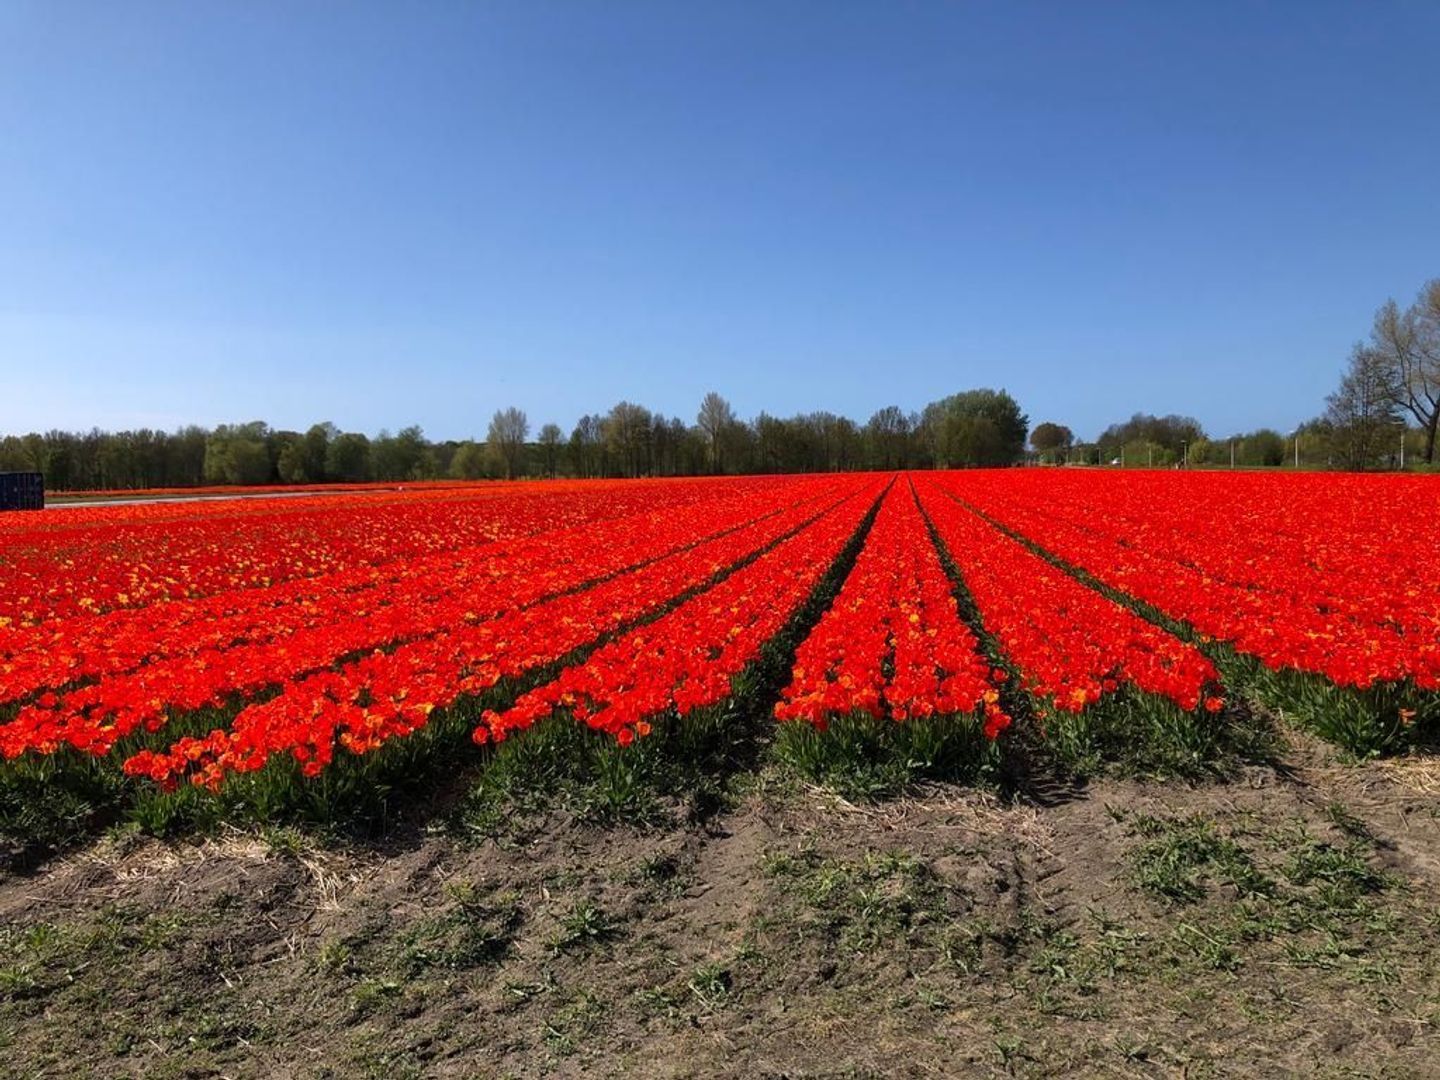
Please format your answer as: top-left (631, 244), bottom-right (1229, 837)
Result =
top-left (2, 731), bottom-right (1438, 1079)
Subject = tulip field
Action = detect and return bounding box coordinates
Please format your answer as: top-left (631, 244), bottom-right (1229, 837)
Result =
top-left (1, 470), bottom-right (1437, 836)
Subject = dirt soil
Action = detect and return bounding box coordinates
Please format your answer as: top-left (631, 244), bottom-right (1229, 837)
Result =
top-left (2, 732), bottom-right (1438, 1079)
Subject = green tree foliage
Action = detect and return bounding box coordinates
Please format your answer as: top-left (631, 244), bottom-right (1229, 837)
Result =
top-left (6, 385), bottom-right (1048, 490)
top-left (449, 440), bottom-right (487, 480)
top-left (1029, 421), bottom-right (1074, 463)
top-left (920, 389), bottom-right (1029, 467)
top-left (203, 423), bottom-right (272, 485)
top-left (274, 433), bottom-right (309, 483)
top-left (371, 425), bottom-right (433, 481)
top-left (863, 406), bottom-right (913, 470)
top-left (603, 401), bottom-right (653, 478)
top-left (302, 422), bottom-right (337, 482)
top-left (696, 391), bottom-right (736, 473)
top-left (537, 422), bottom-right (563, 478)
top-left (1233, 429), bottom-right (1287, 467)
top-left (325, 432), bottom-right (372, 482)
top-left (1096, 413), bottom-right (1205, 464)
top-left (568, 414), bottom-right (605, 478)
top-left (486, 408), bottom-right (529, 480)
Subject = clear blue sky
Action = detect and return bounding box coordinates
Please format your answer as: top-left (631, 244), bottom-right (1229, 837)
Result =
top-left (3, 2), bottom-right (1438, 443)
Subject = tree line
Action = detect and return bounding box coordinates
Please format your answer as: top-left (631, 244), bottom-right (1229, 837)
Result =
top-left (1023, 276), bottom-right (1440, 472)
top-left (5, 277), bottom-right (1433, 489)
top-left (0, 389), bottom-right (1029, 490)
top-left (1028, 413), bottom-right (1301, 469)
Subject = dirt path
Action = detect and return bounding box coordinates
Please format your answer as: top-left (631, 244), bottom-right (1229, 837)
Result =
top-left (1, 739), bottom-right (1438, 1078)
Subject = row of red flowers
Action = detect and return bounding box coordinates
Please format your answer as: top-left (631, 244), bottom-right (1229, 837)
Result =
top-left (121, 479), bottom-right (874, 789)
top-left (774, 481), bottom-right (1009, 737)
top-left (474, 480), bottom-right (886, 748)
top-left (2, 478), bottom-right (838, 763)
top-left (0, 477), bottom-right (764, 627)
top-left (942, 470), bottom-right (1440, 694)
top-left (0, 476), bottom-right (814, 705)
top-left (915, 477), bottom-right (1223, 718)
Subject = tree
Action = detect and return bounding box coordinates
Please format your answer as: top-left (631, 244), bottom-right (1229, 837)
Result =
top-left (275, 433), bottom-right (310, 483)
top-left (603, 401), bottom-right (653, 478)
top-left (1369, 280), bottom-right (1440, 464)
top-left (1096, 414), bottom-right (1204, 463)
top-left (303, 422), bottom-right (337, 482)
top-left (1029, 422), bottom-right (1074, 463)
top-left (864, 406), bottom-right (911, 470)
top-left (1233, 429), bottom-right (1286, 467)
top-left (921, 390), bottom-right (1028, 467)
top-left (487, 407), bottom-right (529, 480)
top-left (371, 425), bottom-right (431, 480)
top-left (696, 392), bottom-right (736, 473)
top-left (326, 432), bottom-right (372, 482)
top-left (537, 422), bottom-right (563, 478)
top-left (753, 412), bottom-right (786, 473)
top-left (449, 440), bottom-right (487, 480)
top-left (1325, 344), bottom-right (1401, 470)
top-left (203, 422), bottom-right (272, 485)
top-left (568, 415), bottom-right (604, 478)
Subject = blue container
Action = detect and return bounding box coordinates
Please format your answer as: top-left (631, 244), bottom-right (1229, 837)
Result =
top-left (0, 472), bottom-right (44, 511)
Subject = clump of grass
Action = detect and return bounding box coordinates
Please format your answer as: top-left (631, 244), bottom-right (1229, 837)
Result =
top-left (762, 846), bottom-right (956, 953)
top-left (1122, 810), bottom-right (1403, 982)
top-left (542, 991), bottom-right (605, 1056)
top-left (550, 899), bottom-right (617, 953)
top-left (1127, 813), bottom-right (1271, 903)
top-left (398, 881), bottom-right (525, 974)
top-left (688, 963), bottom-right (732, 1009)
top-left (772, 711), bottom-right (1000, 800)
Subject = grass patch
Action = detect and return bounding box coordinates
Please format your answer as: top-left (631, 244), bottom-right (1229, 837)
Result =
top-left (1128, 812), bottom-right (1270, 904)
top-left (542, 990), bottom-right (605, 1056)
top-left (761, 846), bottom-right (958, 954)
top-left (397, 880), bottom-right (525, 975)
top-left (0, 905), bottom-right (192, 1007)
top-left (550, 899), bottom-right (618, 953)
top-left (772, 710), bottom-right (1000, 800)
top-left (1121, 809), bottom-right (1406, 980)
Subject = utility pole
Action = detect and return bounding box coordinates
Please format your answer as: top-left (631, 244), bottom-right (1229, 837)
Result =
top-left (1401, 429), bottom-right (1406, 470)
top-left (1230, 440), bottom-right (1235, 469)
top-left (1295, 434), bottom-right (1300, 468)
